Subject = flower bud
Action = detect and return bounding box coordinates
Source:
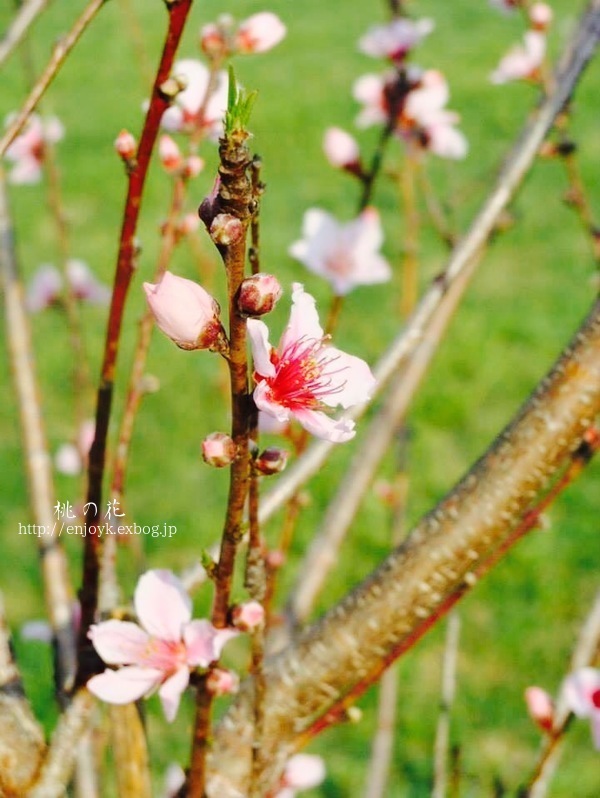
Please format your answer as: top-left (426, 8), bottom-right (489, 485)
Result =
top-left (524, 686), bottom-right (554, 733)
top-left (202, 432), bottom-right (236, 467)
top-left (159, 135), bottom-right (184, 173)
top-left (184, 155), bottom-right (205, 179)
top-left (231, 601), bottom-right (265, 631)
top-left (529, 2), bottom-right (553, 30)
top-left (237, 273), bottom-right (282, 317)
top-left (235, 12), bottom-right (286, 54)
top-left (254, 446), bottom-right (289, 475)
top-left (323, 127), bottom-right (361, 170)
top-left (178, 212), bottom-right (201, 236)
top-left (209, 213), bottom-right (245, 247)
top-left (200, 22), bottom-right (229, 60)
top-left (206, 667), bottom-right (239, 697)
top-left (143, 271), bottom-right (228, 352)
top-left (114, 129), bottom-right (137, 162)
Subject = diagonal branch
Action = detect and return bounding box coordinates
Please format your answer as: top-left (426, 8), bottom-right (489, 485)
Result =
top-left (208, 292), bottom-right (600, 796)
top-left (258, 0), bottom-right (600, 528)
top-left (0, 0), bottom-right (51, 70)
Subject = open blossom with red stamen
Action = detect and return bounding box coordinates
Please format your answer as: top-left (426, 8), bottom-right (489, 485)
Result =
top-left (4, 113), bottom-right (64, 184)
top-left (87, 570), bottom-right (237, 722)
top-left (247, 284), bottom-right (376, 443)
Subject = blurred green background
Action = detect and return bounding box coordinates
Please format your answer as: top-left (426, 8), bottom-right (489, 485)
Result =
top-left (1, 0), bottom-right (599, 795)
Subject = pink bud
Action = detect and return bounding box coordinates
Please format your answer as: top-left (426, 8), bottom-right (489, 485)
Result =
top-left (266, 549), bottom-right (285, 569)
top-left (254, 446), bottom-right (289, 475)
top-left (143, 271), bottom-right (227, 352)
top-left (159, 135), bottom-right (183, 173)
top-left (200, 23), bottom-right (229, 59)
top-left (235, 12), bottom-right (286, 54)
top-left (525, 686), bottom-right (554, 733)
top-left (179, 212), bottom-right (201, 236)
top-left (210, 213), bottom-right (245, 247)
top-left (237, 273), bottom-right (282, 317)
top-left (206, 667), bottom-right (240, 697)
top-left (114, 129), bottom-right (137, 161)
top-left (232, 601), bottom-right (265, 631)
top-left (529, 2), bottom-right (553, 30)
top-left (184, 155), bottom-right (205, 179)
top-left (323, 127), bottom-right (361, 169)
top-left (202, 432), bottom-right (236, 467)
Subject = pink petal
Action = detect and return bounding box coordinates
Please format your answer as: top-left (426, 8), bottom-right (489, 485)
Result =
top-left (323, 127), bottom-right (360, 168)
top-left (292, 408), bottom-right (356, 443)
top-left (282, 754), bottom-right (326, 790)
top-left (158, 665), bottom-right (190, 722)
top-left (253, 381), bottom-right (293, 424)
top-left (89, 619), bottom-right (149, 665)
top-left (247, 319), bottom-right (276, 378)
top-left (87, 665), bottom-right (163, 704)
top-left (236, 12), bottom-right (286, 54)
top-left (134, 569), bottom-right (192, 642)
top-left (183, 620), bottom-right (238, 668)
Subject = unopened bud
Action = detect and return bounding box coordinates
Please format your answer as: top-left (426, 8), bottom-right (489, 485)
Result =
top-left (159, 135), bottom-right (184, 173)
top-left (210, 213), bottom-right (245, 247)
top-left (114, 129), bottom-right (137, 161)
top-left (524, 686), bottom-right (554, 733)
top-left (184, 155), bottom-right (205, 179)
top-left (179, 212), bottom-right (201, 236)
top-left (200, 22), bottom-right (229, 60)
top-left (266, 549), bottom-right (285, 569)
top-left (231, 600), bottom-right (265, 631)
top-left (237, 273), bottom-right (282, 317)
top-left (323, 126), bottom-right (361, 170)
top-left (254, 446), bottom-right (289, 475)
top-left (529, 2), bottom-right (553, 30)
top-left (202, 432), bottom-right (236, 467)
top-left (159, 75), bottom-right (186, 100)
top-left (206, 667), bottom-right (240, 696)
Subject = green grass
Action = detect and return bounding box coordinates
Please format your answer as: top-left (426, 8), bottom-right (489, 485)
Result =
top-left (1, 0), bottom-right (600, 795)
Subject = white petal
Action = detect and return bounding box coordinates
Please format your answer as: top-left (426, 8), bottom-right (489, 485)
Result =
top-left (247, 319), bottom-right (276, 378)
top-left (88, 619), bottom-right (149, 665)
top-left (318, 347), bottom-right (376, 409)
top-left (134, 569), bottom-right (191, 642)
top-left (292, 408), bottom-right (356, 443)
top-left (87, 665), bottom-right (163, 705)
top-left (158, 666), bottom-right (190, 722)
top-left (563, 668), bottom-right (600, 718)
top-left (279, 284), bottom-right (323, 354)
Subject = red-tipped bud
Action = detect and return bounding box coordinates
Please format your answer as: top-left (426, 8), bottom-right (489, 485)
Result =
top-left (184, 155), bottom-right (205, 179)
top-left (202, 432), bottom-right (236, 467)
top-left (179, 212), bottom-right (201, 236)
top-left (209, 213), bottom-right (245, 247)
top-left (237, 273), bottom-right (282, 317)
top-left (323, 126), bottom-right (361, 170)
top-left (159, 135), bottom-right (184, 173)
top-left (525, 686), bottom-right (555, 733)
top-left (206, 667), bottom-right (240, 696)
top-left (143, 271), bottom-right (228, 352)
top-left (529, 2), bottom-right (553, 31)
top-left (254, 446), bottom-right (289, 475)
top-left (231, 600), bottom-right (265, 631)
top-left (200, 21), bottom-right (230, 60)
top-left (114, 129), bottom-right (137, 161)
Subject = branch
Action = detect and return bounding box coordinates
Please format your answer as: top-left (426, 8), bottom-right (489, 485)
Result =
top-left (0, 0), bottom-right (106, 157)
top-left (0, 169), bottom-right (76, 695)
top-left (209, 294), bottom-right (600, 796)
top-left (0, 0), bottom-right (51, 70)
top-left (258, 0), bottom-right (600, 528)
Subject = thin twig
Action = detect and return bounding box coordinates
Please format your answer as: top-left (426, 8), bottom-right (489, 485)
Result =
top-left (0, 169), bottom-right (76, 695)
top-left (258, 0), bottom-right (600, 528)
top-left (0, 0), bottom-right (107, 158)
top-left (362, 666), bottom-right (399, 798)
top-left (0, 0), bottom-right (50, 70)
top-left (432, 612), bottom-right (461, 798)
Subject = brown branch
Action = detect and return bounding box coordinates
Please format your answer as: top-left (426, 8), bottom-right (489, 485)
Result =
top-left (0, 0), bottom-right (106, 157)
top-left (257, 0), bottom-right (600, 527)
top-left (0, 0), bottom-right (51, 70)
top-left (78, 0), bottom-right (195, 683)
top-left (0, 169), bottom-right (76, 696)
top-left (208, 293), bottom-right (600, 796)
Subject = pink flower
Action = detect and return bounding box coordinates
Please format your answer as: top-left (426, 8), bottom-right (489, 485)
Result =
top-left (563, 667), bottom-right (600, 750)
top-left (247, 284), bottom-right (376, 443)
top-left (66, 259), bottom-right (111, 305)
top-left (143, 271), bottom-right (227, 352)
top-left (26, 264), bottom-right (63, 312)
top-left (289, 207), bottom-right (391, 296)
top-left (358, 17), bottom-right (434, 61)
top-left (87, 569), bottom-right (237, 722)
top-left (323, 127), bottom-right (361, 170)
top-left (490, 31), bottom-right (546, 84)
top-left (161, 60), bottom-right (228, 140)
top-left (235, 12), bottom-right (286, 54)
top-left (524, 686), bottom-right (554, 732)
top-left (4, 113), bottom-right (64, 184)
top-left (275, 754), bottom-right (326, 798)
top-left (206, 667), bottom-right (240, 697)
